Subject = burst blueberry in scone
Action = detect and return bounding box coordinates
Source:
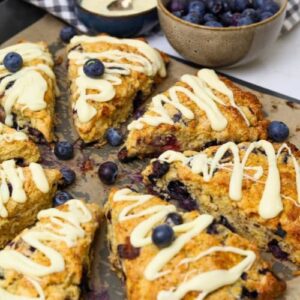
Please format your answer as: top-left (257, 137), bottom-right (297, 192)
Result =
top-left (0, 159), bottom-right (61, 248)
top-left (0, 41), bottom-right (58, 143)
top-left (120, 69), bottom-right (268, 161)
top-left (0, 122), bottom-right (40, 163)
top-left (105, 188), bottom-right (286, 300)
top-left (143, 140), bottom-right (300, 265)
top-left (67, 35), bottom-right (168, 144)
top-left (0, 199), bottom-right (101, 299)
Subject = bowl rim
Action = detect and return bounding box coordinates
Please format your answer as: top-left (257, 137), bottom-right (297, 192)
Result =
top-left (158, 0), bottom-right (288, 31)
top-left (75, 0), bottom-right (157, 19)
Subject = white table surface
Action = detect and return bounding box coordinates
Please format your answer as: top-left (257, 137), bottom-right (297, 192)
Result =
top-left (148, 24), bottom-right (300, 100)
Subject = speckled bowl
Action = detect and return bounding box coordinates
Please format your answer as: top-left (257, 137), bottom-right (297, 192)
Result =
top-left (75, 0), bottom-right (158, 37)
top-left (158, 0), bottom-right (287, 68)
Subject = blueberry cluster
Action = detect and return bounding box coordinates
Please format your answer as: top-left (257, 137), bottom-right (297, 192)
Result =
top-left (168, 0), bottom-right (280, 27)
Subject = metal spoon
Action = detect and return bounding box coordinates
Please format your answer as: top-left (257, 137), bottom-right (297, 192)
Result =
top-left (108, 0), bottom-right (133, 11)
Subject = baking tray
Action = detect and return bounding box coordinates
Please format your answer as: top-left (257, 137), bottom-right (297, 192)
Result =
top-left (1, 14), bottom-right (300, 300)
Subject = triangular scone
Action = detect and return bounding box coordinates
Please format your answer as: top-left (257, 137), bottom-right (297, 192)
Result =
top-left (0, 41), bottom-right (58, 143)
top-left (0, 122), bottom-right (40, 163)
top-left (143, 140), bottom-right (300, 265)
top-left (120, 69), bottom-right (268, 161)
top-left (0, 159), bottom-right (61, 248)
top-left (67, 35), bottom-right (168, 144)
top-left (105, 188), bottom-right (286, 300)
top-left (0, 199), bottom-right (101, 299)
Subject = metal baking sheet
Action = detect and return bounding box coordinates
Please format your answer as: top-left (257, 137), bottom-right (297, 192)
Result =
top-left (1, 14), bottom-right (300, 300)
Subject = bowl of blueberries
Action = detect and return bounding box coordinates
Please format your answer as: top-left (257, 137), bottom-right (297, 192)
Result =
top-left (158, 0), bottom-right (287, 67)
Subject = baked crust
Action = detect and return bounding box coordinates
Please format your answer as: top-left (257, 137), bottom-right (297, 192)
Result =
top-left (121, 71), bottom-right (268, 160)
top-left (67, 35), bottom-right (168, 144)
top-left (143, 141), bottom-right (300, 265)
top-left (105, 188), bottom-right (286, 300)
top-left (0, 41), bottom-right (57, 143)
top-left (0, 200), bottom-right (102, 299)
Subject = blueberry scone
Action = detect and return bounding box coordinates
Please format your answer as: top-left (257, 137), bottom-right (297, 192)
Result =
top-left (143, 140), bottom-right (300, 265)
top-left (0, 41), bottom-right (58, 143)
top-left (120, 69), bottom-right (268, 161)
top-left (0, 159), bottom-right (61, 248)
top-left (0, 199), bottom-right (101, 299)
top-left (105, 188), bottom-right (286, 300)
top-left (67, 35), bottom-right (168, 144)
top-left (0, 122), bottom-right (40, 163)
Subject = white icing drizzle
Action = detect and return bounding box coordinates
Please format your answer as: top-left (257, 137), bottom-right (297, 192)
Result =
top-left (128, 69), bottom-right (249, 131)
top-left (113, 188), bottom-right (256, 299)
top-left (0, 43), bottom-right (56, 127)
top-left (29, 163), bottom-right (49, 193)
top-left (159, 140), bottom-right (300, 219)
top-left (68, 35), bottom-right (166, 123)
top-left (0, 122), bottom-right (28, 142)
top-left (0, 200), bottom-right (92, 299)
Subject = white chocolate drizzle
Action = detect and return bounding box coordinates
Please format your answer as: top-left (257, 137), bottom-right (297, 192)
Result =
top-left (0, 43), bottom-right (56, 127)
top-left (68, 35), bottom-right (166, 123)
top-left (159, 140), bottom-right (300, 219)
top-left (0, 200), bottom-right (92, 299)
top-left (113, 188), bottom-right (256, 300)
top-left (128, 69), bottom-right (249, 131)
top-left (0, 122), bottom-right (28, 142)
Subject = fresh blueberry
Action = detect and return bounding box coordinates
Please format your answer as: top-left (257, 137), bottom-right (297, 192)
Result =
top-left (169, 0), bottom-right (186, 12)
top-left (83, 59), bottom-right (105, 78)
top-left (60, 26), bottom-right (77, 43)
top-left (54, 141), bottom-right (74, 160)
top-left (188, 1), bottom-right (206, 16)
top-left (60, 167), bottom-right (76, 187)
top-left (260, 11), bottom-right (273, 20)
top-left (98, 161), bottom-right (118, 185)
top-left (237, 16), bottom-right (254, 25)
top-left (234, 0), bottom-right (250, 12)
top-left (205, 20), bottom-right (224, 27)
top-left (172, 10), bottom-right (184, 18)
top-left (232, 12), bottom-right (242, 25)
top-left (3, 52), bottom-right (23, 73)
top-left (203, 13), bottom-right (218, 23)
top-left (207, 0), bottom-right (223, 14)
top-left (106, 128), bottom-right (123, 147)
top-left (242, 8), bottom-right (260, 21)
top-left (165, 212), bottom-right (183, 226)
top-left (223, 0), bottom-right (234, 11)
top-left (220, 11), bottom-right (234, 26)
top-left (183, 12), bottom-right (202, 24)
top-left (262, 1), bottom-right (280, 14)
top-left (253, 0), bottom-right (268, 9)
top-left (53, 191), bottom-right (73, 207)
top-left (152, 224), bottom-right (174, 248)
top-left (267, 121), bottom-right (289, 142)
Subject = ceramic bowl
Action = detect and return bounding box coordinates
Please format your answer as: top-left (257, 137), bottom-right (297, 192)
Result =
top-left (158, 0), bottom-right (288, 68)
top-left (75, 0), bottom-right (159, 37)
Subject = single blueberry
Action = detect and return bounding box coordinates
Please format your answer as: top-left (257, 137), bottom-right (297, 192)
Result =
top-left (172, 10), bottom-right (184, 18)
top-left (98, 161), bottom-right (118, 185)
top-left (234, 0), bottom-right (250, 12)
top-left (169, 0), bottom-right (186, 12)
top-left (3, 52), bottom-right (23, 73)
top-left (242, 8), bottom-right (260, 21)
top-left (260, 11), bottom-right (273, 20)
top-left (183, 12), bottom-right (202, 24)
top-left (188, 1), bottom-right (206, 16)
top-left (237, 16), bottom-right (254, 26)
top-left (53, 191), bottom-right (73, 207)
top-left (83, 59), bottom-right (105, 78)
top-left (207, 0), bottom-right (223, 14)
top-left (267, 121), bottom-right (289, 142)
top-left (220, 11), bottom-right (234, 26)
top-left (60, 26), bottom-right (77, 43)
top-left (253, 0), bottom-right (268, 9)
top-left (54, 141), bottom-right (74, 160)
top-left (60, 167), bottom-right (76, 187)
top-left (205, 20), bottom-right (224, 27)
top-left (106, 128), bottom-right (123, 147)
top-left (203, 13), bottom-right (218, 23)
top-left (262, 1), bottom-right (280, 14)
top-left (232, 12), bottom-right (242, 25)
top-left (223, 0), bottom-right (234, 11)
top-left (165, 212), bottom-right (183, 226)
top-left (152, 224), bottom-right (174, 248)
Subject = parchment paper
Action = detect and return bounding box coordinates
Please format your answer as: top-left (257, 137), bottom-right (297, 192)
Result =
top-left (1, 14), bottom-right (300, 300)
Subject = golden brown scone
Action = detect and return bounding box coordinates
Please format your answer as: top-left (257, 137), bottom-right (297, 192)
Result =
top-left (105, 188), bottom-right (286, 300)
top-left (120, 69), bottom-right (268, 161)
top-left (67, 34), bottom-right (168, 144)
top-left (0, 41), bottom-right (58, 143)
top-left (0, 199), bottom-right (102, 299)
top-left (0, 122), bottom-right (40, 163)
top-left (143, 140), bottom-right (300, 266)
top-left (0, 159), bottom-right (61, 248)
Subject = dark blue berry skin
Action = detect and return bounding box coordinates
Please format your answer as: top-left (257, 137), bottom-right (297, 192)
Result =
top-left (165, 212), bottom-right (183, 226)
top-left (242, 8), bottom-right (260, 21)
top-left (53, 191), bottom-right (73, 207)
top-left (173, 10), bottom-right (184, 18)
top-left (232, 12), bottom-right (242, 25)
top-left (267, 121), bottom-right (289, 142)
top-left (183, 12), bottom-right (201, 24)
top-left (60, 167), bottom-right (76, 187)
top-left (169, 0), bottom-right (185, 12)
top-left (54, 141), bottom-right (74, 161)
top-left (203, 13), bottom-right (218, 23)
top-left (3, 52), bottom-right (23, 73)
top-left (98, 161), bottom-right (118, 185)
top-left (262, 1), bottom-right (280, 14)
top-left (188, 1), bottom-right (206, 16)
top-left (237, 16), bottom-right (254, 25)
top-left (152, 224), bottom-right (174, 248)
top-left (83, 59), bottom-right (105, 78)
top-left (220, 11), bottom-right (234, 26)
top-left (260, 11), bottom-right (273, 20)
top-left (205, 20), bottom-right (223, 27)
top-left (207, 0), bottom-right (223, 14)
top-left (60, 26), bottom-right (77, 43)
top-left (234, 0), bottom-right (250, 12)
top-left (106, 128), bottom-right (123, 147)
top-left (253, 0), bottom-right (268, 9)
